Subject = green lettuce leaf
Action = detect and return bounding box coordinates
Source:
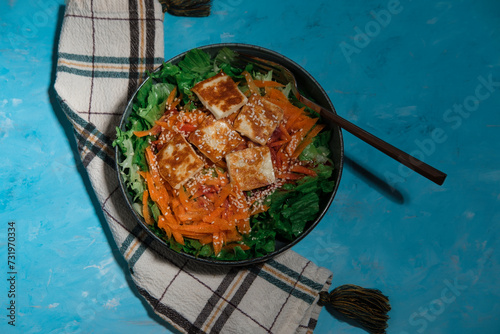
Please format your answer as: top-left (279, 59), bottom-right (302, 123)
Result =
top-left (178, 49), bottom-right (212, 75)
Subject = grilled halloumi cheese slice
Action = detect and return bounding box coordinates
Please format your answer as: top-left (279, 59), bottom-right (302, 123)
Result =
top-left (156, 130), bottom-right (205, 189)
top-left (225, 146), bottom-right (275, 191)
top-left (189, 115), bottom-right (245, 163)
top-left (233, 94), bottom-right (284, 145)
top-left (191, 72), bottom-right (248, 119)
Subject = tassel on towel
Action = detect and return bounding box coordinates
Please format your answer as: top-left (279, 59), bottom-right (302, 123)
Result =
top-left (159, 0), bottom-right (212, 17)
top-left (318, 284), bottom-right (391, 334)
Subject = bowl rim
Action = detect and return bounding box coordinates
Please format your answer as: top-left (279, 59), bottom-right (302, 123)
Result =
top-left (115, 42), bottom-right (344, 266)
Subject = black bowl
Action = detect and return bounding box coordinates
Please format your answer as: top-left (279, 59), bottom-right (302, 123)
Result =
top-left (116, 43), bottom-right (344, 266)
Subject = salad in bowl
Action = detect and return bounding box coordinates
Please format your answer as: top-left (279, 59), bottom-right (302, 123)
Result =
top-left (114, 44), bottom-right (343, 265)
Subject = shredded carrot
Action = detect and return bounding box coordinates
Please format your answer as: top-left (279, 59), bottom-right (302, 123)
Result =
top-left (269, 139), bottom-right (289, 148)
top-left (130, 67), bottom-right (330, 258)
top-left (225, 229), bottom-right (243, 243)
top-left (242, 71), bottom-right (260, 94)
top-left (291, 165), bottom-right (317, 176)
top-left (177, 212), bottom-right (206, 222)
top-left (175, 223), bottom-right (219, 234)
top-left (277, 172), bottom-right (304, 180)
top-left (254, 80), bottom-right (285, 88)
top-left (157, 216), bottom-right (172, 239)
top-left (140, 170), bottom-right (170, 215)
top-left (212, 232), bottom-right (223, 255)
top-left (178, 187), bottom-right (190, 206)
top-left (265, 88), bottom-right (289, 102)
top-left (203, 207), bottom-right (225, 223)
top-left (237, 218), bottom-right (251, 234)
top-left (142, 190), bottom-right (153, 225)
top-left (277, 149), bottom-right (289, 172)
top-left (250, 203), bottom-right (269, 216)
top-left (164, 211), bottom-right (179, 226)
top-left (166, 86), bottom-right (177, 106)
top-left (279, 123), bottom-right (291, 141)
top-left (172, 230), bottom-right (185, 245)
top-left (199, 234), bottom-right (214, 245)
top-left (155, 120), bottom-right (170, 128)
top-left (291, 124), bottom-right (325, 159)
top-left (214, 183), bottom-right (232, 208)
top-left (134, 125), bottom-right (161, 138)
top-left (285, 117), bottom-right (318, 156)
top-left (179, 123), bottom-right (197, 132)
top-left (214, 218), bottom-right (231, 230)
top-left (170, 92), bottom-right (183, 110)
top-left (134, 130), bottom-right (153, 138)
top-left (144, 147), bottom-right (161, 183)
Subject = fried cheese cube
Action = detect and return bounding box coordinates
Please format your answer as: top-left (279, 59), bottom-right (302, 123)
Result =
top-left (233, 94), bottom-right (284, 145)
top-left (191, 72), bottom-right (248, 119)
top-left (225, 146), bottom-right (275, 191)
top-left (188, 116), bottom-right (245, 163)
top-left (156, 130), bottom-right (204, 189)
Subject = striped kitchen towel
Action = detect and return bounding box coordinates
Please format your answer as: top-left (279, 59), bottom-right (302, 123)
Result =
top-left (53, 1), bottom-right (333, 333)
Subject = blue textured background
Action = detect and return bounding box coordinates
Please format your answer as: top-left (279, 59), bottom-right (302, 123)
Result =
top-left (1, 0), bottom-right (499, 333)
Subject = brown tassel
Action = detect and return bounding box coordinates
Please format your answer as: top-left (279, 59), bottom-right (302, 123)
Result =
top-left (158, 0), bottom-right (212, 17)
top-left (318, 284), bottom-right (391, 334)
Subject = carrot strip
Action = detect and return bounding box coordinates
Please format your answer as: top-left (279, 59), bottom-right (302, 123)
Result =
top-left (237, 219), bottom-right (251, 234)
top-left (166, 86), bottom-right (177, 106)
top-left (142, 190), bottom-right (153, 225)
top-left (133, 130), bottom-right (153, 138)
top-left (265, 88), bottom-right (289, 102)
top-left (199, 235), bottom-right (214, 245)
top-left (172, 230), bottom-right (185, 245)
top-left (269, 139), bottom-right (289, 148)
top-left (134, 125), bottom-right (161, 138)
top-left (140, 171), bottom-right (158, 201)
top-left (213, 232), bottom-right (223, 255)
top-left (157, 216), bottom-right (172, 239)
top-left (242, 71), bottom-right (260, 94)
top-left (145, 147), bottom-right (162, 183)
top-left (176, 223), bottom-right (219, 234)
top-left (250, 204), bottom-right (269, 216)
top-left (232, 211), bottom-right (249, 221)
top-left (291, 165), bottom-right (317, 176)
top-left (203, 207), bottom-right (225, 223)
top-left (214, 183), bottom-right (232, 208)
top-left (213, 218), bottom-right (231, 230)
top-left (225, 229), bottom-right (243, 243)
top-left (141, 170), bottom-right (170, 215)
top-left (286, 117), bottom-right (318, 156)
top-left (178, 187), bottom-right (190, 206)
top-left (145, 148), bottom-right (171, 211)
top-left (285, 110), bottom-right (303, 130)
top-left (170, 92), bottom-right (183, 109)
top-left (277, 172), bottom-right (304, 180)
top-left (254, 80), bottom-right (285, 88)
top-left (172, 202), bottom-right (186, 220)
top-left (155, 120), bottom-right (170, 129)
top-left (177, 212), bottom-right (206, 222)
top-left (279, 123), bottom-right (291, 141)
top-left (179, 123), bottom-right (197, 132)
top-left (291, 124), bottom-right (325, 159)
top-left (205, 178), bottom-right (221, 187)
top-left (164, 211), bottom-right (179, 226)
